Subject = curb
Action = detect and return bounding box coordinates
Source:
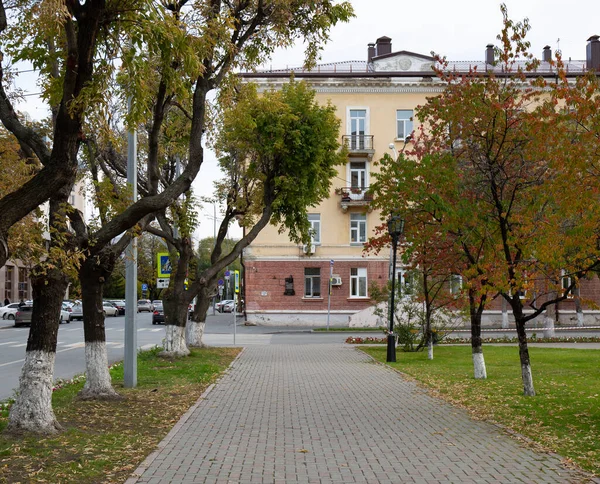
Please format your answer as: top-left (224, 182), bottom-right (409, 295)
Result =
top-left (124, 347), bottom-right (246, 484)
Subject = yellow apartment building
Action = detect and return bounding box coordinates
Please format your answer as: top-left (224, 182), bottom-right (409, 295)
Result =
top-left (240, 35), bottom-right (600, 326)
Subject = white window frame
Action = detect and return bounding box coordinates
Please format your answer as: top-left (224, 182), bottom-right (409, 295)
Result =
top-left (561, 270), bottom-right (575, 299)
top-left (348, 161), bottom-right (368, 189)
top-left (350, 213), bottom-right (367, 244)
top-left (350, 267), bottom-right (368, 298)
top-left (396, 109), bottom-right (413, 141)
top-left (346, 107), bottom-right (370, 136)
top-left (304, 267), bottom-right (321, 298)
top-left (308, 214), bottom-right (321, 245)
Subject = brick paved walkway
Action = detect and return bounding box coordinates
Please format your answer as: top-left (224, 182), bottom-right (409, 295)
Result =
top-left (127, 345), bottom-right (587, 483)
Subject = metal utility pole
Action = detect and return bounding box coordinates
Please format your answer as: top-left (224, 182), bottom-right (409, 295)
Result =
top-left (124, 96), bottom-right (138, 388)
top-left (326, 259), bottom-right (333, 331)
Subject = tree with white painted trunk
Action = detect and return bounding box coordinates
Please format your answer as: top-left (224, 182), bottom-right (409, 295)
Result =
top-left (150, 80), bottom-right (348, 352)
top-left (411, 6), bottom-right (600, 395)
top-left (2, 0), bottom-right (128, 434)
top-left (71, 0), bottom-right (353, 384)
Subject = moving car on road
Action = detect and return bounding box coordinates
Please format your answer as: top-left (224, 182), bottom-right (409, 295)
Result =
top-left (0, 303), bottom-right (21, 320)
top-left (102, 301), bottom-right (119, 317)
top-left (14, 305), bottom-right (33, 327)
top-left (137, 299), bottom-right (153, 312)
top-left (152, 303), bottom-right (165, 325)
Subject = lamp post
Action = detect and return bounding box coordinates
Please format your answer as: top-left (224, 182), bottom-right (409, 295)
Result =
top-left (387, 214), bottom-right (405, 363)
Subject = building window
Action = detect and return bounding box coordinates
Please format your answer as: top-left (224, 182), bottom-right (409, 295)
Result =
top-left (308, 214), bottom-right (321, 245)
top-left (349, 109), bottom-right (367, 149)
top-left (396, 110), bottom-right (413, 141)
top-left (4, 266), bottom-right (13, 302)
top-left (350, 213), bottom-right (367, 244)
top-left (561, 270), bottom-right (575, 298)
top-left (449, 274), bottom-right (463, 295)
top-left (398, 269), bottom-right (415, 297)
top-left (304, 268), bottom-right (321, 298)
top-left (350, 267), bottom-right (367, 298)
top-left (18, 267), bottom-right (28, 301)
top-left (350, 161), bottom-right (367, 189)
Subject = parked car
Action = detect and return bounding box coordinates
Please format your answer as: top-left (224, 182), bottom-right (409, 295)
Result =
top-left (111, 300), bottom-right (126, 315)
top-left (14, 305), bottom-right (33, 327)
top-left (69, 303), bottom-right (83, 321)
top-left (137, 299), bottom-right (153, 312)
top-left (216, 300), bottom-right (234, 313)
top-left (152, 303), bottom-right (165, 325)
top-left (102, 301), bottom-right (119, 317)
top-left (60, 307), bottom-right (71, 324)
top-left (152, 300), bottom-right (162, 307)
top-left (0, 302), bottom-right (21, 320)
top-left (221, 300), bottom-right (236, 313)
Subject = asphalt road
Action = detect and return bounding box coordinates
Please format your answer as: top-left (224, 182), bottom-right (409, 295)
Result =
top-left (0, 312), bottom-right (359, 401)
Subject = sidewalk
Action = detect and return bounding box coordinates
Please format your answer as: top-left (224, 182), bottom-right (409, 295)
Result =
top-left (126, 344), bottom-right (589, 484)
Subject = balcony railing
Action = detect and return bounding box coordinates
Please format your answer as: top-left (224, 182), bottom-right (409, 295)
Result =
top-left (336, 187), bottom-right (373, 212)
top-left (342, 135), bottom-right (374, 152)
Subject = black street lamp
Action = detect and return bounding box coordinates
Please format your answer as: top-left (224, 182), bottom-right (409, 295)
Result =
top-left (387, 214), bottom-right (405, 363)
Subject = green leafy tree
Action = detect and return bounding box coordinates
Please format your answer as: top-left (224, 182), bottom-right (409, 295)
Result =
top-left (150, 79), bottom-right (347, 352)
top-left (6, 0), bottom-right (354, 434)
top-left (376, 6), bottom-right (600, 396)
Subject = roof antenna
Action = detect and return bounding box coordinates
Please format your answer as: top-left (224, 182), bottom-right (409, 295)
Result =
top-left (556, 38), bottom-right (561, 52)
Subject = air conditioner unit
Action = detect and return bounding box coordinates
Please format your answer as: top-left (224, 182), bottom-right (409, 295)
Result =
top-left (331, 276), bottom-right (342, 286)
top-left (302, 244), bottom-right (314, 255)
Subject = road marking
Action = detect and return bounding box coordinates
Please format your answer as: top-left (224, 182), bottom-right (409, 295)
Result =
top-left (140, 344), bottom-right (156, 350)
top-left (0, 341), bottom-right (18, 346)
top-left (63, 342), bottom-right (85, 349)
top-left (11, 343), bottom-right (26, 348)
top-left (0, 358), bottom-right (24, 368)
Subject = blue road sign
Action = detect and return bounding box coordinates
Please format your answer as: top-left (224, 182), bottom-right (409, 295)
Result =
top-left (218, 279), bottom-right (224, 286)
top-left (141, 283), bottom-right (148, 291)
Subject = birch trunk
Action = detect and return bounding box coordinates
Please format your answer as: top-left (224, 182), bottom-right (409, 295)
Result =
top-left (6, 268), bottom-right (67, 435)
top-left (427, 339), bottom-right (434, 360)
top-left (78, 258), bottom-right (120, 400)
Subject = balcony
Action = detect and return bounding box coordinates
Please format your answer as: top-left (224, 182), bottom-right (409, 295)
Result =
top-left (336, 187), bottom-right (373, 212)
top-left (342, 135), bottom-right (375, 158)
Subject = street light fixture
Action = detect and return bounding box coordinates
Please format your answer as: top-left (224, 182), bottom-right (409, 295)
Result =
top-left (387, 214), bottom-right (405, 363)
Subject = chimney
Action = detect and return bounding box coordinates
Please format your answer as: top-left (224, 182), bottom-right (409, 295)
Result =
top-left (485, 44), bottom-right (495, 65)
top-left (367, 43), bottom-right (376, 63)
top-left (587, 35), bottom-right (600, 71)
top-left (375, 36), bottom-right (392, 57)
top-left (542, 45), bottom-right (552, 62)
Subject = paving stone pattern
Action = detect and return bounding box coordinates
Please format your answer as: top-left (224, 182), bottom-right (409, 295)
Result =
top-left (128, 345), bottom-right (587, 483)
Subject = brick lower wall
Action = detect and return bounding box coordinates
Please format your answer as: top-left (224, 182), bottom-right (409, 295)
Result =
top-left (245, 259), bottom-right (388, 314)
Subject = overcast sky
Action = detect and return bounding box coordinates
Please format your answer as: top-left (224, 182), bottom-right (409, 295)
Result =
top-left (13, 0), bottom-right (600, 241)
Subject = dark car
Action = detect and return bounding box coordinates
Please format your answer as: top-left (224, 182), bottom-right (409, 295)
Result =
top-left (14, 305), bottom-right (33, 327)
top-left (111, 300), bottom-right (126, 315)
top-left (152, 303), bottom-right (165, 325)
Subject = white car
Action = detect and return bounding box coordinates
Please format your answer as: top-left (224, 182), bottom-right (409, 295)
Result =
top-left (0, 303), bottom-right (21, 320)
top-left (60, 308), bottom-right (71, 324)
top-left (102, 301), bottom-right (119, 317)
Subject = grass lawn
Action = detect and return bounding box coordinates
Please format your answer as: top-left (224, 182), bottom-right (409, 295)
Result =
top-left (0, 346), bottom-right (240, 483)
top-left (361, 345), bottom-right (600, 477)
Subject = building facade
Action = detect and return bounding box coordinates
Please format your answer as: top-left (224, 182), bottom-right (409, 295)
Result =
top-left (241, 35), bottom-right (600, 326)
